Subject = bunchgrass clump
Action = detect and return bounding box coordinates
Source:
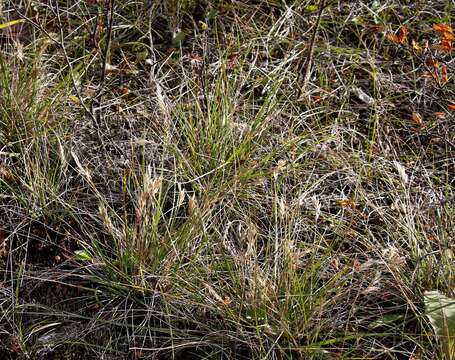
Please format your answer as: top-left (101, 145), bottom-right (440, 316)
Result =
top-left (1, 1), bottom-right (454, 359)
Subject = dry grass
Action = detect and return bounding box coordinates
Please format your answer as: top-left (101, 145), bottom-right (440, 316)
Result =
top-left (1, 0), bottom-right (454, 359)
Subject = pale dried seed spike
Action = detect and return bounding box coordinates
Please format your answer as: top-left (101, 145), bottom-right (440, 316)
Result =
top-left (177, 188), bottom-right (186, 208)
top-left (393, 160), bottom-right (408, 185)
top-left (187, 194), bottom-right (197, 216)
top-left (71, 151), bottom-right (92, 183)
top-left (99, 203), bottom-right (120, 240)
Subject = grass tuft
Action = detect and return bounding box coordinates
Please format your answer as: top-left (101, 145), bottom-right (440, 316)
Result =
top-left (1, 0), bottom-right (454, 359)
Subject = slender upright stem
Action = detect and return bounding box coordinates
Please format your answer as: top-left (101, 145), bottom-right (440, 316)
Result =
top-left (296, 0), bottom-right (326, 99)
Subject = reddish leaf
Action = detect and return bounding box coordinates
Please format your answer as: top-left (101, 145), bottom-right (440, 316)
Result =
top-left (312, 95), bottom-right (322, 103)
top-left (386, 33), bottom-right (399, 43)
top-left (441, 64), bottom-right (448, 84)
top-left (386, 27), bottom-right (408, 44)
top-left (434, 112), bottom-right (445, 119)
top-left (411, 112), bottom-right (424, 127)
top-left (222, 296), bottom-right (232, 306)
top-left (397, 26), bottom-right (409, 43)
top-left (432, 23), bottom-right (453, 52)
top-left (227, 52), bottom-right (240, 71)
top-left (432, 23), bottom-right (453, 34)
top-left (426, 57), bottom-right (439, 68)
top-left (336, 199), bottom-right (357, 209)
top-left (440, 37), bottom-right (453, 52)
top-left (118, 86), bottom-right (129, 95)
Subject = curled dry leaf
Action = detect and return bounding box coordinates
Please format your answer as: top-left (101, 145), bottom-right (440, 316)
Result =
top-left (432, 23), bottom-right (453, 52)
top-left (336, 198), bottom-right (357, 209)
top-left (441, 64), bottom-right (448, 84)
top-left (118, 87), bottom-right (129, 96)
top-left (434, 112), bottom-right (445, 119)
top-left (227, 52), bottom-right (240, 71)
top-left (397, 26), bottom-right (409, 43)
top-left (448, 103), bottom-right (455, 111)
top-left (426, 57), bottom-right (439, 68)
top-left (432, 23), bottom-right (453, 35)
top-left (222, 296), bottom-right (232, 306)
top-left (312, 94), bottom-right (322, 103)
top-left (441, 37), bottom-right (453, 52)
top-left (386, 26), bottom-right (408, 44)
top-left (386, 33), bottom-right (399, 43)
top-left (411, 112), bottom-right (424, 127)
top-left (424, 57), bottom-right (449, 85)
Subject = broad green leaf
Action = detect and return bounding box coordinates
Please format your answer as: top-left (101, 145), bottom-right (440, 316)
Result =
top-left (172, 31), bottom-right (186, 46)
top-left (424, 290), bottom-right (455, 359)
top-left (368, 314), bottom-right (404, 329)
top-left (74, 250), bottom-right (92, 261)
